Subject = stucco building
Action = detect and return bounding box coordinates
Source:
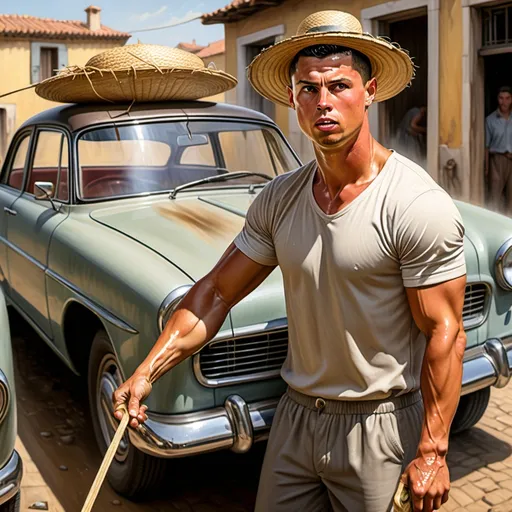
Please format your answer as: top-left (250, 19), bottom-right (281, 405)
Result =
top-left (0, 5), bottom-right (130, 162)
top-left (203, 0), bottom-right (512, 205)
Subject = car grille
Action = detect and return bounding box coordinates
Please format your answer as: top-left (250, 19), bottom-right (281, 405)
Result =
top-left (196, 283), bottom-right (490, 386)
top-left (195, 328), bottom-right (288, 386)
top-left (463, 283), bottom-right (489, 329)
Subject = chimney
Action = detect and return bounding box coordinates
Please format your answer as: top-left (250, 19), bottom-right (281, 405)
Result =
top-left (85, 5), bottom-right (101, 31)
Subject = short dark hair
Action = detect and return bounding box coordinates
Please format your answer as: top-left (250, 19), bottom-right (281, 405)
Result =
top-left (289, 44), bottom-right (372, 84)
top-left (499, 86), bottom-right (512, 95)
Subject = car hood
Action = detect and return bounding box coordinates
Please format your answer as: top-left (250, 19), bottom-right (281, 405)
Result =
top-left (90, 192), bottom-right (288, 328)
top-left (90, 193), bottom-right (261, 280)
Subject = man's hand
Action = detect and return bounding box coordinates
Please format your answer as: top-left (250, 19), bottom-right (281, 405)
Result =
top-left (111, 244), bottom-right (275, 429)
top-left (113, 373), bottom-right (152, 429)
top-left (402, 454), bottom-right (450, 512)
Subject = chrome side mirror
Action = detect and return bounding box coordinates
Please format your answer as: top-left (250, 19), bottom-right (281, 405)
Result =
top-left (34, 181), bottom-right (55, 201)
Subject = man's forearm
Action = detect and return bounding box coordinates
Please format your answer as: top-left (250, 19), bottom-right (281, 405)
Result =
top-left (135, 278), bottom-right (231, 384)
top-left (417, 324), bottom-right (466, 458)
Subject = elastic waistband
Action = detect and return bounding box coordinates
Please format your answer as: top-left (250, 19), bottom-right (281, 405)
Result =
top-left (286, 387), bottom-right (422, 415)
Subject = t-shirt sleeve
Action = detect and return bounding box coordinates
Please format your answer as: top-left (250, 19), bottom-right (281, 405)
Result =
top-left (396, 189), bottom-right (466, 288)
top-left (233, 184), bottom-right (278, 266)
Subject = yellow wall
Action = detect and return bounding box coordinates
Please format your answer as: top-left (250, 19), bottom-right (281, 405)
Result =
top-left (439, 0), bottom-right (463, 148)
top-left (0, 38), bottom-right (124, 132)
top-left (201, 52), bottom-right (227, 103)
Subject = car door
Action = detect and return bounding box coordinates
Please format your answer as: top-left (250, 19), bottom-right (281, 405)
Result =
top-left (6, 128), bottom-right (70, 339)
top-left (0, 130), bottom-right (33, 293)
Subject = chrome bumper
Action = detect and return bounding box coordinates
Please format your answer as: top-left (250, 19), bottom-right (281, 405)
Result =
top-left (461, 337), bottom-right (512, 396)
top-left (0, 451), bottom-right (22, 505)
top-left (129, 396), bottom-right (278, 459)
top-left (130, 337), bottom-right (512, 459)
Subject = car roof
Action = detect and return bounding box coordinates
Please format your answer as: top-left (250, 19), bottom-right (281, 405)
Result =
top-left (19, 101), bottom-right (274, 133)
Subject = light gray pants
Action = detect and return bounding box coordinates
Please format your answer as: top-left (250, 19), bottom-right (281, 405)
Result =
top-left (489, 152), bottom-right (512, 215)
top-left (255, 388), bottom-right (423, 512)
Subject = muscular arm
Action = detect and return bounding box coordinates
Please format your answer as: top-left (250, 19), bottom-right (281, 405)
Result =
top-left (403, 275), bottom-right (467, 512)
top-left (114, 243), bottom-right (275, 426)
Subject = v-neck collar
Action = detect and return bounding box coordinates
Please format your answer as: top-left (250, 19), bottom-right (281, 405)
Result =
top-left (307, 151), bottom-right (396, 221)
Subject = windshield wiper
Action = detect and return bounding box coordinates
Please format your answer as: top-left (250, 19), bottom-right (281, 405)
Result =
top-left (169, 171), bottom-right (273, 199)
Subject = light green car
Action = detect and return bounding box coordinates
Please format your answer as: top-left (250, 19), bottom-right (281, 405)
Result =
top-left (0, 100), bottom-right (511, 499)
top-left (0, 285), bottom-right (22, 512)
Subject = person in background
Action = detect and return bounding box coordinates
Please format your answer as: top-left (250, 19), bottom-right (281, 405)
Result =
top-left (393, 106), bottom-right (427, 166)
top-left (486, 86), bottom-right (512, 214)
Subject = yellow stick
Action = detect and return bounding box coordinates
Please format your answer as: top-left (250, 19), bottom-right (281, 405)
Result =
top-left (81, 406), bottom-right (130, 512)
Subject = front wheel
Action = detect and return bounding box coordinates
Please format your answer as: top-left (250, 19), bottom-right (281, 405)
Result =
top-left (451, 387), bottom-right (491, 434)
top-left (0, 492), bottom-right (20, 512)
top-left (88, 330), bottom-right (167, 499)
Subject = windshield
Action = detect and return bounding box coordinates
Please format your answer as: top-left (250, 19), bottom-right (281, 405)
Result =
top-left (77, 120), bottom-right (300, 200)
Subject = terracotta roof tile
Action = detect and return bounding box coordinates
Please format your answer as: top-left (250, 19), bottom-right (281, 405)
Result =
top-left (0, 13), bottom-right (130, 40)
top-left (176, 40), bottom-right (206, 53)
top-left (202, 0), bottom-right (285, 25)
top-left (196, 39), bottom-right (225, 59)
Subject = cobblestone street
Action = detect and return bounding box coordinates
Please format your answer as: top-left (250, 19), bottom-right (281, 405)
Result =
top-left (12, 312), bottom-right (512, 511)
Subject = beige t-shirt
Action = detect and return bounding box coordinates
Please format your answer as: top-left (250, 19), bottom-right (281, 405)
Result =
top-left (234, 152), bottom-right (466, 400)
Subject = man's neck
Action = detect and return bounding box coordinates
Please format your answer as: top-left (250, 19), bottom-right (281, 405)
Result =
top-left (312, 117), bottom-right (390, 197)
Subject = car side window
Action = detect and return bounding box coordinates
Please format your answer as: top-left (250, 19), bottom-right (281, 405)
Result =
top-left (28, 130), bottom-right (69, 201)
top-left (2, 135), bottom-right (31, 190)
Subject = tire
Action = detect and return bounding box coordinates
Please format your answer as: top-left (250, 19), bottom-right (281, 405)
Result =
top-left (0, 492), bottom-right (20, 512)
top-left (451, 387), bottom-right (491, 434)
top-left (88, 330), bottom-right (167, 499)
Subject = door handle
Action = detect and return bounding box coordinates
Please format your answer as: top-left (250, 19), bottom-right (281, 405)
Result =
top-left (4, 207), bottom-right (17, 216)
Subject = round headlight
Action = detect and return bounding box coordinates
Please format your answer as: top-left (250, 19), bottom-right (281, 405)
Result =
top-left (157, 285), bottom-right (193, 332)
top-left (0, 371), bottom-right (10, 424)
top-left (496, 238), bottom-right (512, 290)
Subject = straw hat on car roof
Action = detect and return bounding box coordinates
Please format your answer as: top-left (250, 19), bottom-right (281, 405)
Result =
top-left (248, 10), bottom-right (415, 107)
top-left (35, 43), bottom-right (237, 104)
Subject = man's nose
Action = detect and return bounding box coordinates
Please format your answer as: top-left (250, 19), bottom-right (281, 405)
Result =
top-left (316, 87), bottom-right (333, 112)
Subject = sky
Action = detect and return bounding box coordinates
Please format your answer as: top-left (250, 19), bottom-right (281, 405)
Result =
top-left (0, 0), bottom-right (229, 47)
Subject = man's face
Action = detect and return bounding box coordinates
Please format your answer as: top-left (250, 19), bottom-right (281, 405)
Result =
top-left (287, 53), bottom-right (376, 150)
top-left (498, 92), bottom-right (512, 113)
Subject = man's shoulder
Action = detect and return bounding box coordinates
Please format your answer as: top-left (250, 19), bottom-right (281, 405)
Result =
top-left (386, 152), bottom-right (451, 208)
top-left (265, 160), bottom-right (315, 194)
top-left (486, 110), bottom-right (498, 122)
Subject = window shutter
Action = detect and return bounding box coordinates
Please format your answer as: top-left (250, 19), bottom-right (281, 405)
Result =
top-left (57, 45), bottom-right (68, 73)
top-left (30, 42), bottom-right (41, 84)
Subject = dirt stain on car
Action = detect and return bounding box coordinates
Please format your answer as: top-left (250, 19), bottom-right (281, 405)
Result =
top-left (153, 203), bottom-right (244, 242)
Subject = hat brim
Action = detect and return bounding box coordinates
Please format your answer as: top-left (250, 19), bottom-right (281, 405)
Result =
top-left (248, 32), bottom-right (414, 107)
top-left (35, 67), bottom-right (238, 104)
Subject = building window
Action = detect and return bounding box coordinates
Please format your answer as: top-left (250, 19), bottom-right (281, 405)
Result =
top-left (40, 47), bottom-right (59, 81)
top-left (31, 42), bottom-right (68, 84)
top-left (482, 3), bottom-right (512, 49)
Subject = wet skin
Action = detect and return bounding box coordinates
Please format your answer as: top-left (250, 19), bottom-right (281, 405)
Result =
top-left (114, 54), bottom-right (466, 512)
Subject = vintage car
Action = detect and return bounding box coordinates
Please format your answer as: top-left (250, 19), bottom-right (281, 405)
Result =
top-left (0, 286), bottom-right (22, 512)
top-left (0, 100), bottom-right (511, 499)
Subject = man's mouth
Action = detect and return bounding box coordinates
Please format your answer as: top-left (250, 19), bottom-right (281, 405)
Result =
top-left (315, 119), bottom-right (338, 131)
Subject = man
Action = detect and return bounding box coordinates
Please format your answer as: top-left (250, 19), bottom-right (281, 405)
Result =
top-left (486, 86), bottom-right (512, 214)
top-left (114, 11), bottom-right (466, 512)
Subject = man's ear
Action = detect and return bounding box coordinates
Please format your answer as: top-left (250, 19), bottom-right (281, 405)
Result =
top-left (287, 86), bottom-right (295, 110)
top-left (365, 78), bottom-right (377, 108)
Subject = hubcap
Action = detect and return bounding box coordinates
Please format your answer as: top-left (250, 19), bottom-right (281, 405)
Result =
top-left (96, 354), bottom-right (129, 463)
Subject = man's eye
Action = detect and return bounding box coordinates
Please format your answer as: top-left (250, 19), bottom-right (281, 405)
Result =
top-left (303, 86), bottom-right (316, 93)
top-left (333, 83), bottom-right (347, 91)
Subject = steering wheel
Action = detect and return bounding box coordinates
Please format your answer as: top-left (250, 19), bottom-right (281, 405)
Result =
top-left (83, 176), bottom-right (163, 199)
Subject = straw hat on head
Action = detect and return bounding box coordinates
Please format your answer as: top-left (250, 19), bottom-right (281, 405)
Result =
top-left (248, 10), bottom-right (415, 108)
top-left (35, 43), bottom-right (237, 104)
